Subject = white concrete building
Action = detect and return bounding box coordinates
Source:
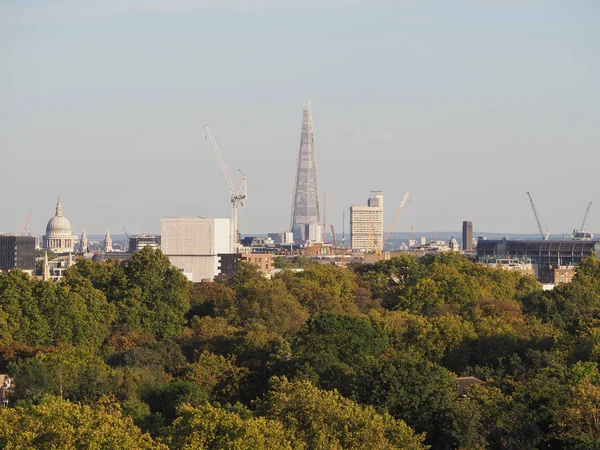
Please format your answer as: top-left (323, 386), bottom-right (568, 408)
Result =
top-left (161, 217), bottom-right (231, 282)
top-left (350, 191), bottom-right (384, 252)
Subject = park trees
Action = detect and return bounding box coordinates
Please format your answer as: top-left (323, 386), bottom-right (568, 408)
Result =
top-left (0, 395), bottom-right (164, 450)
top-left (257, 377), bottom-right (427, 450)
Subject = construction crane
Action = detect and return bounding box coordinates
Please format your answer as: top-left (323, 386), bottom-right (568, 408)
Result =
top-left (330, 224), bottom-right (337, 255)
top-left (526, 192), bottom-right (550, 240)
top-left (205, 126), bottom-right (247, 252)
top-left (580, 201), bottom-right (592, 232)
top-left (383, 190), bottom-right (411, 248)
top-left (368, 230), bottom-right (383, 260)
top-left (573, 201), bottom-right (593, 240)
top-left (122, 225), bottom-right (130, 252)
top-left (22, 212), bottom-right (32, 236)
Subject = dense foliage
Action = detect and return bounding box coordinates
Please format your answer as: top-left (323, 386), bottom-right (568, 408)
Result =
top-left (3, 248), bottom-right (600, 448)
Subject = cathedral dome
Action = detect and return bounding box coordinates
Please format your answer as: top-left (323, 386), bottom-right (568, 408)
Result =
top-left (45, 198), bottom-right (73, 237)
top-left (46, 215), bottom-right (73, 236)
top-left (43, 198), bottom-right (76, 253)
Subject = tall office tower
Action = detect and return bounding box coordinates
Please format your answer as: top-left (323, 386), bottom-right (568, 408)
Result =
top-left (290, 100), bottom-right (321, 242)
top-left (462, 221), bottom-right (473, 251)
top-left (350, 191), bottom-right (384, 252)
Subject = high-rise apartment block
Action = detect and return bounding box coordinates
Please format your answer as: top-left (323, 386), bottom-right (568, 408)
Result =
top-left (462, 221), bottom-right (473, 251)
top-left (290, 101), bottom-right (321, 243)
top-left (161, 217), bottom-right (230, 282)
top-left (350, 191), bottom-right (384, 252)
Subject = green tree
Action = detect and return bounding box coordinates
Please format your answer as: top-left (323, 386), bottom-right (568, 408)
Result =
top-left (8, 344), bottom-right (112, 402)
top-left (350, 353), bottom-right (458, 448)
top-left (278, 264), bottom-right (361, 315)
top-left (290, 312), bottom-right (389, 390)
top-left (554, 378), bottom-right (600, 449)
top-left (184, 350), bottom-right (248, 402)
top-left (0, 270), bottom-right (50, 346)
top-left (257, 377), bottom-right (428, 450)
top-left (104, 247), bottom-right (191, 340)
top-left (0, 395), bottom-right (165, 449)
top-left (217, 276), bottom-right (308, 335)
top-left (44, 270), bottom-right (115, 348)
top-left (163, 402), bottom-right (294, 450)
top-left (189, 281), bottom-right (235, 318)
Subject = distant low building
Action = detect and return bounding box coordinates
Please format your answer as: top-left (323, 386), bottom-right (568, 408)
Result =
top-left (412, 240), bottom-right (451, 253)
top-left (268, 232), bottom-right (294, 246)
top-left (129, 235), bottom-right (160, 253)
top-left (92, 252), bottom-right (132, 263)
top-left (538, 265), bottom-right (577, 285)
top-left (47, 253), bottom-right (77, 279)
top-left (218, 253), bottom-right (276, 277)
top-left (457, 376), bottom-right (484, 395)
top-left (241, 236), bottom-right (275, 248)
top-left (483, 259), bottom-right (536, 277)
top-left (1, 374), bottom-right (14, 407)
top-left (477, 239), bottom-right (600, 267)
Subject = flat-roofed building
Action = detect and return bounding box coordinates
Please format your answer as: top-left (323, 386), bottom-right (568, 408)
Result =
top-left (350, 191), bottom-right (383, 252)
top-left (218, 252), bottom-right (275, 277)
top-left (0, 235), bottom-right (36, 275)
top-left (161, 218), bottom-right (230, 282)
top-left (129, 235), bottom-right (160, 253)
top-left (268, 232), bottom-right (294, 246)
top-left (477, 239), bottom-right (600, 267)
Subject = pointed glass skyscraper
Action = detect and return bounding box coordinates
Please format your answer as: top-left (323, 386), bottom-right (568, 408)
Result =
top-left (290, 100), bottom-right (321, 242)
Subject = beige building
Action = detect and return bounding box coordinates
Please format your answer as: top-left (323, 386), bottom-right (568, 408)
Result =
top-left (161, 217), bottom-right (231, 282)
top-left (241, 253), bottom-right (275, 275)
top-left (350, 191), bottom-right (383, 252)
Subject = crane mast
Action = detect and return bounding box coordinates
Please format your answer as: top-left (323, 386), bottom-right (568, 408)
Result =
top-left (383, 190), bottom-right (411, 248)
top-left (205, 126), bottom-right (247, 252)
top-left (22, 212), bottom-right (32, 236)
top-left (527, 192), bottom-right (549, 240)
top-left (580, 201), bottom-right (592, 231)
top-left (330, 224), bottom-right (337, 255)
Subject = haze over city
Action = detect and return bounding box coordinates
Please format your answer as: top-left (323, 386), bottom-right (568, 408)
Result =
top-left (2, 1), bottom-right (599, 236)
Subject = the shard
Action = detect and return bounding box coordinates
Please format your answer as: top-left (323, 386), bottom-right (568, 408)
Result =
top-left (290, 100), bottom-right (321, 242)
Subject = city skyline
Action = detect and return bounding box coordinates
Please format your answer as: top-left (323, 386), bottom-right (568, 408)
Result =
top-left (2, 1), bottom-right (599, 236)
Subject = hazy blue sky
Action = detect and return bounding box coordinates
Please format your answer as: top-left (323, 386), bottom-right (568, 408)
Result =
top-left (2, 0), bottom-right (599, 237)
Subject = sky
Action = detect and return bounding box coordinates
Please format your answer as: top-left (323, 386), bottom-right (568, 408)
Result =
top-left (1, 0), bottom-right (599, 237)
